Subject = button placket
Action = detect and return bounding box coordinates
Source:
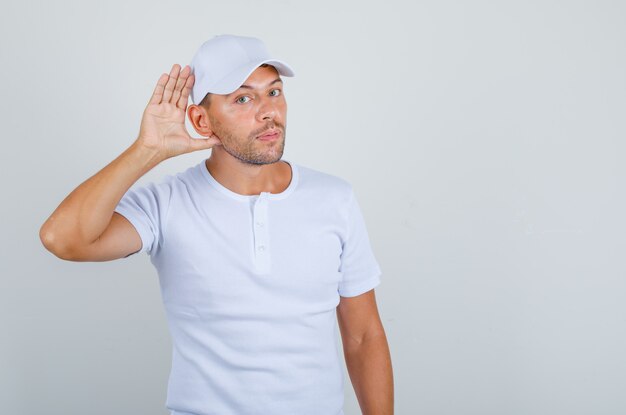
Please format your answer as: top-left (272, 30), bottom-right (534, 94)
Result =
top-left (252, 192), bottom-right (271, 273)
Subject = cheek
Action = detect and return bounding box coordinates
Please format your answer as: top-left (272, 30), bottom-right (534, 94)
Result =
top-left (221, 107), bottom-right (256, 128)
top-left (219, 121), bottom-right (253, 143)
top-left (213, 112), bottom-right (250, 137)
top-left (277, 101), bottom-right (288, 117)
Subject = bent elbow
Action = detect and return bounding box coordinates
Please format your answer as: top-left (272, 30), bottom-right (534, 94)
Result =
top-left (39, 225), bottom-right (79, 261)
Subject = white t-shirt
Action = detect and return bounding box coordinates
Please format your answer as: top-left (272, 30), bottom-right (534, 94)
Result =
top-left (114, 158), bottom-right (382, 415)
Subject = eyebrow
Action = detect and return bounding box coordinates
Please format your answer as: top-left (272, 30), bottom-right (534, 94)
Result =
top-left (229, 78), bottom-right (283, 95)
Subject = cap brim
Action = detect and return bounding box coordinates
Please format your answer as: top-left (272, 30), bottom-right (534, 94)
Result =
top-left (205, 59), bottom-right (295, 95)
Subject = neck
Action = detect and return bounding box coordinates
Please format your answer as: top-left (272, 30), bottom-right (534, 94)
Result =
top-left (205, 152), bottom-right (292, 196)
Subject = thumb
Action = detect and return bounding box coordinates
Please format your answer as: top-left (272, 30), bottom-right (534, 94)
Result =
top-left (188, 135), bottom-right (222, 151)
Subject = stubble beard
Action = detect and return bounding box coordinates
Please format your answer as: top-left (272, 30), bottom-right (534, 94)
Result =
top-left (210, 116), bottom-right (286, 166)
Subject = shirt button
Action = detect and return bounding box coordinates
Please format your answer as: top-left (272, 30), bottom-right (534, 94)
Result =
top-left (257, 245), bottom-right (265, 251)
top-left (256, 221), bottom-right (264, 227)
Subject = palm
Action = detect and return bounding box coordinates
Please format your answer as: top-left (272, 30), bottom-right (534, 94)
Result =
top-left (141, 100), bottom-right (188, 147)
top-left (138, 64), bottom-right (221, 159)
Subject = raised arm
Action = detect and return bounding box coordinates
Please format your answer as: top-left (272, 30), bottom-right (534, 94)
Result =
top-left (40, 64), bottom-right (222, 261)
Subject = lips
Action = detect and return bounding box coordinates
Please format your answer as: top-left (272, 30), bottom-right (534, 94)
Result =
top-left (257, 129), bottom-right (281, 140)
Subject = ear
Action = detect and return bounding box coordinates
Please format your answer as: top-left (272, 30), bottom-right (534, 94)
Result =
top-left (187, 104), bottom-right (214, 137)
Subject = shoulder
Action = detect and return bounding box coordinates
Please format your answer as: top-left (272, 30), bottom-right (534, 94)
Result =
top-left (124, 162), bottom-right (200, 199)
top-left (158, 162), bottom-right (204, 189)
top-left (294, 163), bottom-right (354, 200)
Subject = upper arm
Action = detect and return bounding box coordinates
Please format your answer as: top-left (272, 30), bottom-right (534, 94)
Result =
top-left (337, 188), bottom-right (382, 297)
top-left (336, 288), bottom-right (386, 351)
top-left (44, 179), bottom-right (170, 262)
top-left (61, 212), bottom-right (143, 262)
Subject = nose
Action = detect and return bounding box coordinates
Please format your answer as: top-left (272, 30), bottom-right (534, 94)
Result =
top-left (257, 98), bottom-right (278, 122)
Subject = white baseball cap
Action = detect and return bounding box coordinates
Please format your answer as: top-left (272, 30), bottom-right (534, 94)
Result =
top-left (189, 34), bottom-right (295, 105)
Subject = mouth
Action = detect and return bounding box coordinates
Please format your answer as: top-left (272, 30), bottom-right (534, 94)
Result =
top-left (256, 129), bottom-right (281, 141)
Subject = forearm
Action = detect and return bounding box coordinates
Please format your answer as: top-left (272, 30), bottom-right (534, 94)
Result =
top-left (40, 141), bottom-right (163, 254)
top-left (344, 332), bottom-right (394, 415)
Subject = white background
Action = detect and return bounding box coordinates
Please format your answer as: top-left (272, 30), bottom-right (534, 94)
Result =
top-left (1, 0), bottom-right (625, 414)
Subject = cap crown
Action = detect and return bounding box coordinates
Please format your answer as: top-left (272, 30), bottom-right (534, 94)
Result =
top-left (190, 34), bottom-right (294, 104)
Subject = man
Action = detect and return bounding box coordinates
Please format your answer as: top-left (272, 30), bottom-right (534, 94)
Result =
top-left (40, 34), bottom-right (393, 415)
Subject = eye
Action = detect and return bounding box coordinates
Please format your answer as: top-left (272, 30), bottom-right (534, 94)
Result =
top-left (236, 96), bottom-right (251, 104)
top-left (269, 89), bottom-right (282, 97)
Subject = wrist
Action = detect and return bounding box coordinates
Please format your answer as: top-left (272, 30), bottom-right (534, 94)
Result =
top-left (127, 140), bottom-right (166, 172)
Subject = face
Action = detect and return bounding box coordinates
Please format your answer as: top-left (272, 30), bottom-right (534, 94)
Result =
top-left (205, 65), bottom-right (287, 165)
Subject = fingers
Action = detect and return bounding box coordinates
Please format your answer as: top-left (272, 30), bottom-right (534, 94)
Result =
top-left (177, 73), bottom-right (194, 109)
top-left (161, 64), bottom-right (181, 103)
top-left (149, 73), bottom-right (169, 105)
top-left (149, 64), bottom-right (193, 107)
top-left (170, 65), bottom-right (190, 105)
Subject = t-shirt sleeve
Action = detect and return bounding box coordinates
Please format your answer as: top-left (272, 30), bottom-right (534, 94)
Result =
top-left (337, 188), bottom-right (382, 297)
top-left (113, 180), bottom-right (172, 256)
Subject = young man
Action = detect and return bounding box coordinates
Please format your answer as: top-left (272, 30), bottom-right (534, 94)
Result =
top-left (40, 34), bottom-right (393, 415)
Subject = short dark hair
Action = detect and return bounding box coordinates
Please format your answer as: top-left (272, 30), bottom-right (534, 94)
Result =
top-left (199, 93), bottom-right (211, 108)
top-left (198, 63), bottom-right (276, 110)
